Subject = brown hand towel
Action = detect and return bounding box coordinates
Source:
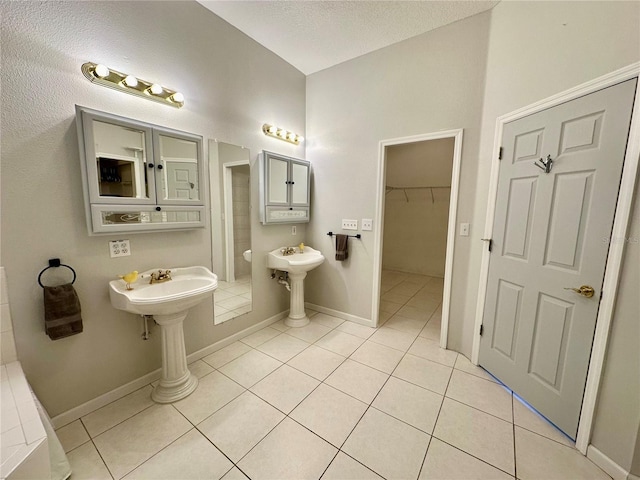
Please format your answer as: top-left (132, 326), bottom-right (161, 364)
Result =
top-left (44, 283), bottom-right (83, 340)
top-left (335, 234), bottom-right (349, 261)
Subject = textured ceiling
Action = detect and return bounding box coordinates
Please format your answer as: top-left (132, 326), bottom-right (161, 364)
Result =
top-left (198, 1), bottom-right (499, 75)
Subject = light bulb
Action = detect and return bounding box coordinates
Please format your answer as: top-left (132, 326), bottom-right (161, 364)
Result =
top-left (94, 64), bottom-right (109, 78)
top-left (123, 75), bottom-right (138, 87)
top-left (287, 132), bottom-right (297, 141)
top-left (149, 83), bottom-right (163, 95)
top-left (268, 125), bottom-right (277, 134)
top-left (297, 135), bottom-right (304, 143)
top-left (170, 92), bottom-right (184, 103)
top-left (277, 129), bottom-right (286, 138)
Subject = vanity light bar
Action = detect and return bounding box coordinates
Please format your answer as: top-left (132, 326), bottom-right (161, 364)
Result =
top-left (262, 124), bottom-right (304, 145)
top-left (81, 62), bottom-right (184, 108)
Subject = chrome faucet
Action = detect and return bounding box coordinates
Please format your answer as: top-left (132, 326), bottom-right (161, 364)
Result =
top-left (149, 269), bottom-right (172, 284)
top-left (281, 247), bottom-right (296, 256)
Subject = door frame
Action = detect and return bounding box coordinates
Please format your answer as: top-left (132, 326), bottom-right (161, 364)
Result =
top-left (222, 160), bottom-right (250, 283)
top-left (472, 62), bottom-right (640, 454)
top-left (373, 129), bottom-right (464, 350)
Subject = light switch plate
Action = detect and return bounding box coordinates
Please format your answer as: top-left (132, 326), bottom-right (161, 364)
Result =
top-left (109, 239), bottom-right (131, 258)
top-left (460, 223), bottom-right (470, 237)
top-left (342, 219), bottom-right (358, 230)
top-left (362, 219), bottom-right (373, 231)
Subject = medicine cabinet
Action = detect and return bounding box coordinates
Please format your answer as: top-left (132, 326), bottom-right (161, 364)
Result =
top-left (76, 106), bottom-right (205, 234)
top-left (258, 150), bottom-right (310, 224)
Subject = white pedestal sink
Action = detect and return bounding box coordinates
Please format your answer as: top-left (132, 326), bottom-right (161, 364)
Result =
top-left (109, 266), bottom-right (217, 403)
top-left (267, 247), bottom-right (325, 327)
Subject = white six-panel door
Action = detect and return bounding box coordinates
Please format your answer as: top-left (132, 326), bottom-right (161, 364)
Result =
top-left (479, 79), bottom-right (637, 438)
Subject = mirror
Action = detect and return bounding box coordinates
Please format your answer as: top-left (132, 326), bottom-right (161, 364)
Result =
top-left (158, 134), bottom-right (200, 202)
top-left (209, 140), bottom-right (252, 324)
top-left (92, 119), bottom-right (151, 200)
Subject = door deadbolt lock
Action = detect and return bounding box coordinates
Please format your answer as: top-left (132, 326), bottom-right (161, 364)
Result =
top-left (564, 285), bottom-right (595, 298)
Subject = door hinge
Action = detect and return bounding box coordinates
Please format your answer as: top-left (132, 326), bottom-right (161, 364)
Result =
top-left (498, 147), bottom-right (503, 160)
top-left (488, 239), bottom-right (493, 252)
top-left (479, 324), bottom-right (484, 336)
top-left (600, 290), bottom-right (603, 300)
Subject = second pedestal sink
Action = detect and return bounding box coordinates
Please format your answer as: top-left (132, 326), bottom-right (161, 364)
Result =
top-left (267, 247), bottom-right (324, 327)
top-left (109, 266), bottom-right (217, 403)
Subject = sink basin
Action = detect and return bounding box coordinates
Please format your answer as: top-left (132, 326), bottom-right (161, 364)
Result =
top-left (266, 246), bottom-right (325, 274)
top-left (109, 266), bottom-right (217, 316)
top-left (108, 266), bottom-right (217, 404)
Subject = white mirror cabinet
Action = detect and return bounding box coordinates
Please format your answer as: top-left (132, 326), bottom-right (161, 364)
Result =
top-left (76, 106), bottom-right (205, 234)
top-left (259, 150), bottom-right (310, 224)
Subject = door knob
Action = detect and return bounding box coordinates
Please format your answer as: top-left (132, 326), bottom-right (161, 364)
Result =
top-left (564, 285), bottom-right (595, 298)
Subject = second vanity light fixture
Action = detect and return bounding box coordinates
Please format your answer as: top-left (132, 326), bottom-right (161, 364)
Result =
top-left (262, 123), bottom-right (304, 145)
top-left (81, 62), bottom-right (184, 108)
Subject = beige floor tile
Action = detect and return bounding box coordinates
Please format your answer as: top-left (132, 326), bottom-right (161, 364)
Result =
top-left (93, 404), bottom-right (192, 479)
top-left (454, 354), bottom-right (498, 383)
top-left (237, 418), bottom-right (337, 479)
top-left (377, 310), bottom-right (394, 326)
top-left (369, 327), bottom-right (417, 351)
top-left (66, 441), bottom-right (113, 480)
top-left (173, 371), bottom-right (245, 424)
top-left (515, 427), bottom-right (609, 480)
top-left (286, 321), bottom-right (332, 343)
top-left (383, 314), bottom-right (428, 336)
top-left (269, 319), bottom-right (291, 332)
top-left (123, 429), bottom-right (233, 480)
top-left (287, 344), bottom-right (346, 380)
top-left (55, 419), bottom-right (89, 453)
top-left (311, 312), bottom-right (345, 328)
top-left (343, 408), bottom-right (430, 480)
top-left (290, 383), bottom-right (368, 447)
top-left (446, 369), bottom-right (513, 422)
top-left (198, 391), bottom-right (285, 462)
top-left (336, 321), bottom-right (377, 339)
top-left (419, 321), bottom-right (442, 341)
top-left (322, 452), bottom-right (384, 480)
top-left (396, 304), bottom-right (435, 322)
top-left (512, 396), bottom-right (574, 447)
top-left (325, 359), bottom-right (389, 404)
top-left (315, 330), bottom-right (366, 356)
top-left (393, 354), bottom-right (452, 395)
top-left (221, 467), bottom-right (249, 479)
top-left (250, 364), bottom-right (320, 414)
top-left (349, 340), bottom-right (404, 374)
top-left (433, 398), bottom-right (514, 475)
top-left (239, 326), bottom-right (281, 347)
top-left (202, 341), bottom-right (252, 369)
top-left (407, 294), bottom-right (442, 310)
top-left (419, 438), bottom-right (514, 479)
top-left (256, 333), bottom-right (309, 362)
top-left (379, 300), bottom-right (404, 315)
top-left (82, 386), bottom-right (154, 438)
top-left (381, 290), bottom-right (413, 305)
top-left (388, 281), bottom-right (423, 297)
top-left (187, 359), bottom-right (215, 379)
top-left (372, 376), bottom-right (443, 434)
top-left (409, 336), bottom-right (458, 367)
top-left (218, 349), bottom-right (282, 388)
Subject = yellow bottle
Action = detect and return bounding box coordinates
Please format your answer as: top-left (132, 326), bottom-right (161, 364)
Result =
top-left (298, 242), bottom-right (305, 253)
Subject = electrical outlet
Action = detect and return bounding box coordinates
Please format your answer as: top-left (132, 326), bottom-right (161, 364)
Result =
top-left (109, 239), bottom-right (131, 258)
top-left (342, 219), bottom-right (358, 230)
top-left (460, 223), bottom-right (470, 237)
top-left (292, 226), bottom-right (297, 235)
top-left (362, 219), bottom-right (373, 231)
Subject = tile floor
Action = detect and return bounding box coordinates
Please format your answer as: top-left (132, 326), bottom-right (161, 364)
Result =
top-left (55, 271), bottom-right (611, 479)
top-left (214, 276), bottom-right (252, 324)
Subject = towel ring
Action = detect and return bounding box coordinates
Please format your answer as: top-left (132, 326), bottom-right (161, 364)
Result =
top-left (38, 258), bottom-right (77, 288)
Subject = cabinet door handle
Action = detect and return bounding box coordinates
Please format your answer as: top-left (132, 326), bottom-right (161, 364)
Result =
top-left (155, 207), bottom-right (162, 211)
top-left (148, 163), bottom-right (154, 168)
top-left (157, 164), bottom-right (163, 170)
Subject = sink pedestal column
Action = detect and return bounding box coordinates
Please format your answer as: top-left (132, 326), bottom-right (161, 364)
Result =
top-left (285, 271), bottom-right (310, 327)
top-left (151, 311), bottom-right (198, 403)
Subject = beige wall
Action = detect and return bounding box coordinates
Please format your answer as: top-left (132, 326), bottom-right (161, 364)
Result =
top-left (305, 11), bottom-right (491, 325)
top-left (383, 139), bottom-right (454, 277)
top-left (0, 1), bottom-right (305, 416)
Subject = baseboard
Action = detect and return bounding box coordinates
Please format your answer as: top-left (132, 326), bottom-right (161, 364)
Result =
top-left (587, 445), bottom-right (630, 480)
top-left (51, 310), bottom-right (288, 429)
top-left (305, 303), bottom-right (374, 327)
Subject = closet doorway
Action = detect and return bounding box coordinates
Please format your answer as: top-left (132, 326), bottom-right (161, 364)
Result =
top-left (373, 130), bottom-right (463, 349)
